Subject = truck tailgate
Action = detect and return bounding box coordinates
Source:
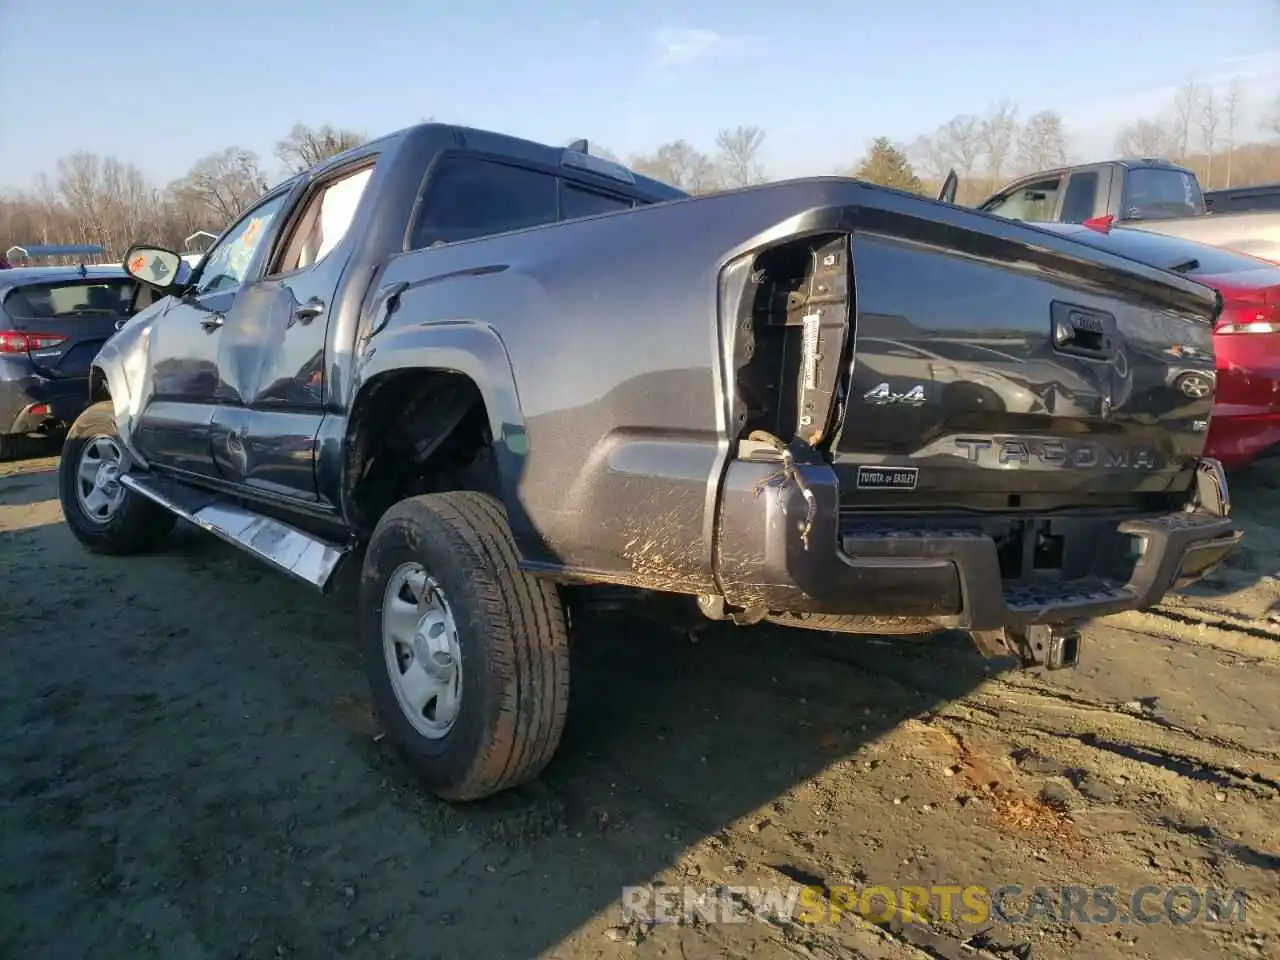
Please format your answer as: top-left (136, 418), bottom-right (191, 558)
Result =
top-left (829, 226), bottom-right (1219, 505)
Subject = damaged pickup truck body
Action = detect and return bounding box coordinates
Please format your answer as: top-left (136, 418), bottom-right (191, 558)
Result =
top-left (62, 122), bottom-right (1242, 800)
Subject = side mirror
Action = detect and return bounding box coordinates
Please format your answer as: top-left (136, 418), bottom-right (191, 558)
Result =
top-left (123, 244), bottom-right (184, 293)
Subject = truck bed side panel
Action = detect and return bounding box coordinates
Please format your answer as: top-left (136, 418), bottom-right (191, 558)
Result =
top-left (363, 189), bottom-right (813, 591)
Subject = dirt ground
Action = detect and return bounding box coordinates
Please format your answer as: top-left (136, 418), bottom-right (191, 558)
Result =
top-left (1, 450), bottom-right (1277, 960)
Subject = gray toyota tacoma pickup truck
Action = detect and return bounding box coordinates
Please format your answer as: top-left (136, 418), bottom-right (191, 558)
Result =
top-left (60, 122), bottom-right (1242, 801)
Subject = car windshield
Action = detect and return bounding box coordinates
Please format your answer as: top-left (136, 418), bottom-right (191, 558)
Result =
top-left (1120, 167), bottom-right (1204, 220)
top-left (3, 278), bottom-right (136, 319)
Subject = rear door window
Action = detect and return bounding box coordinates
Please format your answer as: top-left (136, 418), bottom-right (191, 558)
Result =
top-left (411, 157), bottom-right (559, 248)
top-left (1060, 172), bottom-right (1100, 223)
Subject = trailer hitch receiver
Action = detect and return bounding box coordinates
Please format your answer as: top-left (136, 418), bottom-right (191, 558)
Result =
top-left (969, 623), bottom-right (1082, 671)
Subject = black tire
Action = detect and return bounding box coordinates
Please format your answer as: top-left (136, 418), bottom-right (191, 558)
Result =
top-left (360, 491), bottom-right (570, 801)
top-left (58, 401), bottom-right (176, 554)
top-left (0, 433), bottom-right (38, 461)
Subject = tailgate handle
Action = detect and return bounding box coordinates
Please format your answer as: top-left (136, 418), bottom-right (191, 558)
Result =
top-left (1052, 303), bottom-right (1113, 359)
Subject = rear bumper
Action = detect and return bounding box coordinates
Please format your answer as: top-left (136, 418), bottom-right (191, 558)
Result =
top-left (714, 456), bottom-right (1241, 630)
top-left (0, 360), bottom-right (90, 434)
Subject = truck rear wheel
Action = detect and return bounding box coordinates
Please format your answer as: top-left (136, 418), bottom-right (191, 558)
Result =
top-left (359, 491), bottom-right (570, 801)
top-left (58, 401), bottom-right (176, 554)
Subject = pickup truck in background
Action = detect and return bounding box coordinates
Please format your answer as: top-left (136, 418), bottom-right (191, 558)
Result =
top-left (972, 158), bottom-right (1280, 264)
top-left (60, 122), bottom-right (1241, 801)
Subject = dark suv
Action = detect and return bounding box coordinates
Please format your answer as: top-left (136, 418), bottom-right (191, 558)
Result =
top-left (0, 265), bottom-right (139, 458)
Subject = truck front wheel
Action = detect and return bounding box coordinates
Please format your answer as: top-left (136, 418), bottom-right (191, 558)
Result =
top-left (58, 401), bottom-right (176, 554)
top-left (359, 491), bottom-right (570, 801)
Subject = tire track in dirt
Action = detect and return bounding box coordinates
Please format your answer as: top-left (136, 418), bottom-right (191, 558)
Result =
top-left (988, 673), bottom-right (1280, 762)
top-left (954, 687), bottom-right (1280, 793)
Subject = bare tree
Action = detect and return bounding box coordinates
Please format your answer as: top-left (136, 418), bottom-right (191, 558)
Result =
top-left (908, 134), bottom-right (953, 183)
top-left (8, 108), bottom-right (1280, 272)
top-left (1224, 80), bottom-right (1245, 187)
top-left (1016, 110), bottom-right (1069, 173)
top-left (1200, 91), bottom-right (1221, 187)
top-left (1264, 93), bottom-right (1280, 141)
top-left (28, 175), bottom-right (63, 245)
top-left (715, 125), bottom-right (767, 188)
top-left (275, 123), bottom-right (366, 175)
top-left (1171, 79), bottom-right (1203, 160)
top-left (56, 152), bottom-right (107, 246)
top-left (631, 140), bottom-right (721, 193)
top-left (1115, 119), bottom-right (1174, 159)
top-left (173, 148), bottom-right (268, 226)
top-left (978, 100), bottom-right (1019, 186)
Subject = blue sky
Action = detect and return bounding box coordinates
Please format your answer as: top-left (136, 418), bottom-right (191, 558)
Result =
top-left (0, 0), bottom-right (1276, 190)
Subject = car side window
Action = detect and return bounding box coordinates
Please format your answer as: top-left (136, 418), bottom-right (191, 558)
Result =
top-left (272, 164), bottom-right (375, 274)
top-left (561, 183), bottom-right (634, 221)
top-left (1060, 173), bottom-right (1099, 223)
top-left (982, 177), bottom-right (1062, 222)
top-left (410, 157), bottom-right (558, 248)
top-left (194, 191), bottom-right (289, 297)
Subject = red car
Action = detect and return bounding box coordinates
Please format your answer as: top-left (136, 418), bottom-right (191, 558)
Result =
top-left (1038, 221), bottom-right (1280, 472)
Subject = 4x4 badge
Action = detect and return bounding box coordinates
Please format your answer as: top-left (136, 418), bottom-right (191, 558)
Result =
top-left (863, 382), bottom-right (926, 406)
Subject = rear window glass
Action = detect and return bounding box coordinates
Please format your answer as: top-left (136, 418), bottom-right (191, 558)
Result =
top-left (1121, 168), bottom-right (1204, 220)
top-left (1054, 225), bottom-right (1263, 278)
top-left (3, 279), bottom-right (136, 320)
top-left (411, 157), bottom-right (558, 248)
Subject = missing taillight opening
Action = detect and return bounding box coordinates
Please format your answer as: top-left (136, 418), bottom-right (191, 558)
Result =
top-left (728, 233), bottom-right (853, 448)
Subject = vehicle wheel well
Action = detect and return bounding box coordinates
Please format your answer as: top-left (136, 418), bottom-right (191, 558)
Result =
top-left (89, 368), bottom-right (110, 402)
top-left (346, 370), bottom-right (499, 533)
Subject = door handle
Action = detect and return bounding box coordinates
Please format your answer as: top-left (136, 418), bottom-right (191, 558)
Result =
top-left (295, 298), bottom-right (326, 324)
top-left (200, 314), bottom-right (224, 331)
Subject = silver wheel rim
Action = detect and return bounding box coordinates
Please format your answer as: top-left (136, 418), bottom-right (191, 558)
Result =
top-left (75, 435), bottom-right (126, 524)
top-left (382, 561), bottom-right (463, 739)
top-left (1180, 375), bottom-right (1211, 399)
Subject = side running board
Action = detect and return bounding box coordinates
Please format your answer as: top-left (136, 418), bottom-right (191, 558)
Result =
top-left (120, 473), bottom-right (351, 592)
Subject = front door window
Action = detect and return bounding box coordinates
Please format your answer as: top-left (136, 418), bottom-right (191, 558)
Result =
top-left (194, 192), bottom-right (290, 296)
